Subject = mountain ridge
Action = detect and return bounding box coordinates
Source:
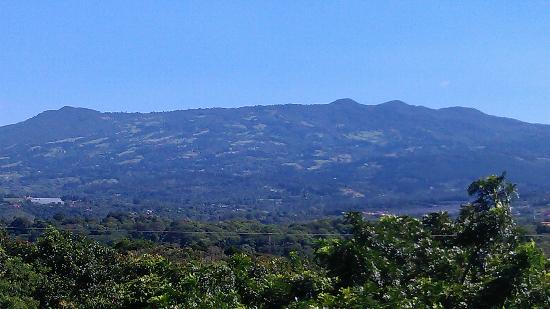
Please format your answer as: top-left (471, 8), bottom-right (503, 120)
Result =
top-left (12, 99), bottom-right (506, 126)
top-left (8, 99), bottom-right (533, 130)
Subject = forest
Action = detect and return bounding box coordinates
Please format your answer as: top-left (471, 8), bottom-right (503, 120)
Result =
top-left (1, 175), bottom-right (550, 308)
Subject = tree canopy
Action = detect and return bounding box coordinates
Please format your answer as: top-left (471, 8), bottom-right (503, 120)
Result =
top-left (1, 175), bottom-right (549, 308)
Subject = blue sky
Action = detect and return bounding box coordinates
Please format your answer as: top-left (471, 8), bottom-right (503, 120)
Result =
top-left (1, 1), bottom-right (550, 125)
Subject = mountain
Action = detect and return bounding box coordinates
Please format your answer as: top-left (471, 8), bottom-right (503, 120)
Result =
top-left (1, 99), bottom-right (550, 214)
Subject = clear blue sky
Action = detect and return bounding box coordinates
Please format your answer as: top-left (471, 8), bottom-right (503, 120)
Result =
top-left (1, 1), bottom-right (550, 125)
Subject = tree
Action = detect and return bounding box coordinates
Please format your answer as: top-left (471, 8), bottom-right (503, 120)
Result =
top-left (457, 174), bottom-right (518, 285)
top-left (314, 174), bottom-right (550, 308)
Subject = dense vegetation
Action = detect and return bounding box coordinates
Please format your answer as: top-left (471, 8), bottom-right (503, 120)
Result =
top-left (2, 211), bottom-right (350, 258)
top-left (1, 175), bottom-right (549, 308)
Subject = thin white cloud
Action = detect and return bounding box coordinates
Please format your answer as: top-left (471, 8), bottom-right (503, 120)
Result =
top-left (439, 80), bottom-right (451, 88)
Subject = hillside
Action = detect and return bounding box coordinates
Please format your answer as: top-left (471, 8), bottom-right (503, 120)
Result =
top-left (1, 99), bottom-right (550, 214)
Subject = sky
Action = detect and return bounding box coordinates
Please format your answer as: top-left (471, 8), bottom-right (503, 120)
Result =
top-left (1, 1), bottom-right (550, 125)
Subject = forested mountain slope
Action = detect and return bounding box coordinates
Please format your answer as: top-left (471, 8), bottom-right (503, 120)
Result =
top-left (2, 99), bottom-right (550, 210)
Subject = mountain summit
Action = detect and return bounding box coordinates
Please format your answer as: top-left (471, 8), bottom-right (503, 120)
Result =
top-left (329, 98), bottom-right (362, 106)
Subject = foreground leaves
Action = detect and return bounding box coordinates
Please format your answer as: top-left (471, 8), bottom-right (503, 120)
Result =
top-left (1, 175), bottom-right (549, 308)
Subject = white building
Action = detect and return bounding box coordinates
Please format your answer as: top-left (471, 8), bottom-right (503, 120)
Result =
top-left (28, 197), bottom-right (64, 205)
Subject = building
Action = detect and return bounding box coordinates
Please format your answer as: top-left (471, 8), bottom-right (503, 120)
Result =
top-left (28, 197), bottom-right (64, 205)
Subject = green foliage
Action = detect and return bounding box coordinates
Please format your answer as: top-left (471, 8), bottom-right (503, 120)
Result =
top-left (0, 175), bottom-right (549, 308)
top-left (314, 175), bottom-right (550, 308)
top-left (0, 247), bottom-right (41, 309)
